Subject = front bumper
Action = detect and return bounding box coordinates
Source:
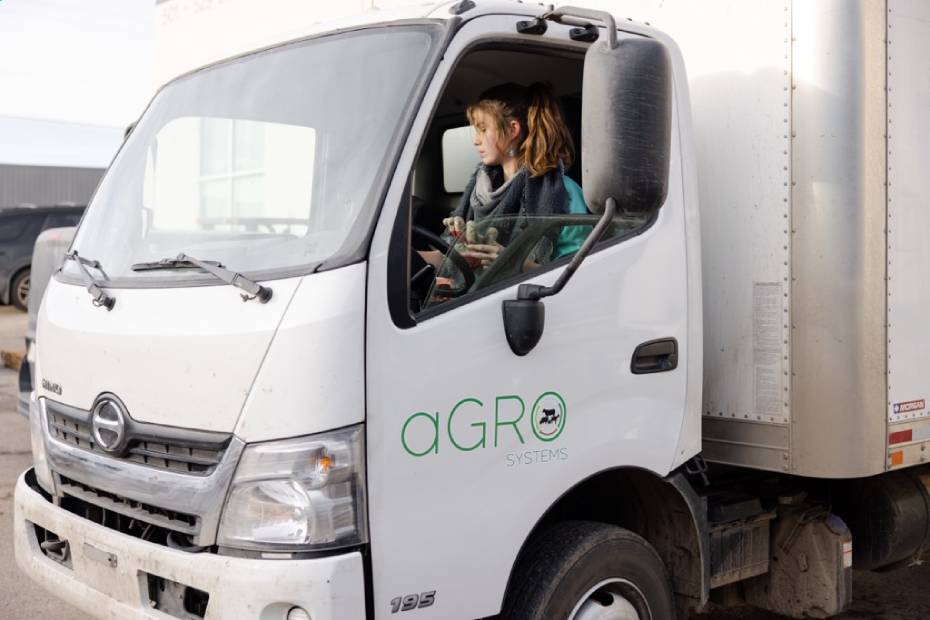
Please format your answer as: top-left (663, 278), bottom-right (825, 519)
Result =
top-left (14, 470), bottom-right (366, 620)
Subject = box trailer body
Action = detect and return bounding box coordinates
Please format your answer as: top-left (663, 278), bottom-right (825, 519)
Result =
top-left (11, 1), bottom-right (930, 619)
top-left (620, 0), bottom-right (930, 477)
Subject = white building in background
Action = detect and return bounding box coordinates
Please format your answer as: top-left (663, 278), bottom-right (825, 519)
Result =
top-left (0, 0), bottom-right (154, 205)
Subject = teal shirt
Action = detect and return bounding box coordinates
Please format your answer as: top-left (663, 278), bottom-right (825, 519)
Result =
top-left (554, 176), bottom-right (591, 259)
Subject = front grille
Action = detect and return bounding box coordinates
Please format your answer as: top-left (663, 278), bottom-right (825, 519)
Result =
top-left (46, 406), bottom-right (228, 475)
top-left (58, 474), bottom-right (200, 539)
top-left (43, 398), bottom-right (243, 548)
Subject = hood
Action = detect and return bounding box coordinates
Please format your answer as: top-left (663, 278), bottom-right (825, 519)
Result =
top-left (36, 274), bottom-right (301, 432)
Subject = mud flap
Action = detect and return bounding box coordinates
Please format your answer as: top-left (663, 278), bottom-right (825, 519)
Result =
top-left (743, 506), bottom-right (852, 618)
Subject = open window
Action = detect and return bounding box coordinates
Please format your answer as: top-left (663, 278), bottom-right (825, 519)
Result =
top-left (395, 41), bottom-right (654, 322)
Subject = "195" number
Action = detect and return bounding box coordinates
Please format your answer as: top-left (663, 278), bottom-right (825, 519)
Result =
top-left (390, 591), bottom-right (436, 613)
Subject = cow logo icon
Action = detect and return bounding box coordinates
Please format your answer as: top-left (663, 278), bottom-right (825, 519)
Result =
top-left (531, 392), bottom-right (567, 442)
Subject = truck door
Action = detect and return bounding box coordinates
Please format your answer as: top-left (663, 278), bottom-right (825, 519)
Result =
top-left (364, 13), bottom-right (692, 619)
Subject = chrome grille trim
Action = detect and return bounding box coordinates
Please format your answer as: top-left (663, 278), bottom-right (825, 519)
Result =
top-left (45, 398), bottom-right (229, 475)
top-left (47, 413), bottom-right (96, 446)
top-left (57, 475), bottom-right (199, 536)
top-left (41, 398), bottom-right (244, 546)
top-left (128, 444), bottom-right (222, 468)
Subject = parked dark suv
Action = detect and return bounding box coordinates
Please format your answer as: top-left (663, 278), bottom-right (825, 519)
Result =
top-left (0, 205), bottom-right (84, 311)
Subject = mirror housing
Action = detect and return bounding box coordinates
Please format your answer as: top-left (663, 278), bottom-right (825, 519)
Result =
top-left (582, 34), bottom-right (673, 214)
top-left (502, 294), bottom-right (545, 357)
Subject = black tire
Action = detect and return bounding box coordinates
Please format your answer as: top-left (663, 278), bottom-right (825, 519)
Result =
top-left (11, 268), bottom-right (29, 312)
top-left (502, 521), bottom-right (676, 620)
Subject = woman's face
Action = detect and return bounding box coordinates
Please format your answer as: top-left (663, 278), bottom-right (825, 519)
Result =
top-left (471, 109), bottom-right (518, 166)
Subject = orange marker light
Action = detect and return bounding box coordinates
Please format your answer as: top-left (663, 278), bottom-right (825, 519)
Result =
top-left (890, 451), bottom-right (904, 466)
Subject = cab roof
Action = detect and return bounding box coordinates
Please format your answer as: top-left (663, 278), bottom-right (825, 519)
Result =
top-left (165, 0), bottom-right (668, 86)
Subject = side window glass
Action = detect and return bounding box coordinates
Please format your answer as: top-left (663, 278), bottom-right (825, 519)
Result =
top-left (0, 218), bottom-right (27, 242)
top-left (411, 211), bottom-right (648, 314)
top-left (442, 126), bottom-right (481, 193)
top-left (44, 213), bottom-right (81, 230)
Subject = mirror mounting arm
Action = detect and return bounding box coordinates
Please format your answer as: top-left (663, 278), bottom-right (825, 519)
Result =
top-left (503, 197), bottom-right (617, 356)
top-left (517, 196), bottom-right (617, 302)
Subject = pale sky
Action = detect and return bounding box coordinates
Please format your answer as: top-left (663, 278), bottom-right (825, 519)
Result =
top-left (0, 0), bottom-right (154, 167)
top-left (0, 0), bottom-right (405, 167)
top-left (0, 0), bottom-right (155, 127)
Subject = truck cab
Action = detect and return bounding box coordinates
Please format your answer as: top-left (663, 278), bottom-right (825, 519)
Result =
top-left (15, 4), bottom-right (701, 618)
top-left (24, 1), bottom-right (930, 619)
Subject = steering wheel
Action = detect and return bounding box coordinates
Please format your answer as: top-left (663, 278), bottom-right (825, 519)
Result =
top-left (411, 224), bottom-right (476, 298)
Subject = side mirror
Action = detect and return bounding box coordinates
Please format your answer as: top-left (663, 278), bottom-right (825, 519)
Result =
top-left (502, 198), bottom-right (617, 356)
top-left (502, 289), bottom-right (546, 357)
top-left (501, 7), bottom-right (674, 356)
top-left (582, 32), bottom-right (673, 214)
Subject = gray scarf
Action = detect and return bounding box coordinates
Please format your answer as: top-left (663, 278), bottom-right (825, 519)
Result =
top-left (454, 164), bottom-right (569, 264)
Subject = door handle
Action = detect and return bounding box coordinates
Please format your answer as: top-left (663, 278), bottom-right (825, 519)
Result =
top-left (631, 338), bottom-right (678, 374)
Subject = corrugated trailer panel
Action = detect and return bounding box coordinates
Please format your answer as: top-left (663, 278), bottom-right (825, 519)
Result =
top-left (788, 0), bottom-right (888, 477)
top-left (687, 0), bottom-right (890, 476)
top-left (887, 0), bottom-right (930, 469)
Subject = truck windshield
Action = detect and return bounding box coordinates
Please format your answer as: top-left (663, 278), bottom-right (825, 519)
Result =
top-left (65, 25), bottom-right (439, 285)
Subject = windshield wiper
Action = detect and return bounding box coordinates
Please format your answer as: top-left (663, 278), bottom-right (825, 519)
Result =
top-left (131, 253), bottom-right (273, 303)
top-left (63, 251), bottom-right (115, 311)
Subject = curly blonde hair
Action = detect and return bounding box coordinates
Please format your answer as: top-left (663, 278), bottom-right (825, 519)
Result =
top-left (466, 82), bottom-right (574, 177)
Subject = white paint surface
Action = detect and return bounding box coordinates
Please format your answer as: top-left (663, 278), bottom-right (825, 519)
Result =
top-left (15, 473), bottom-right (367, 619)
top-left (37, 275), bottom-right (300, 432)
top-left (887, 0), bottom-right (930, 424)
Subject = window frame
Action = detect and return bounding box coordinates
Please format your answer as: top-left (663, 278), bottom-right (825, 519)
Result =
top-left (387, 34), bottom-right (662, 328)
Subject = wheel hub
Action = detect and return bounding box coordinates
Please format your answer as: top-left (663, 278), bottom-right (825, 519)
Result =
top-left (570, 578), bottom-right (646, 620)
top-left (16, 275), bottom-right (29, 306)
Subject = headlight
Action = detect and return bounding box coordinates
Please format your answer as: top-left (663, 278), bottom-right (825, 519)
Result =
top-left (217, 425), bottom-right (367, 552)
top-left (30, 396), bottom-right (54, 494)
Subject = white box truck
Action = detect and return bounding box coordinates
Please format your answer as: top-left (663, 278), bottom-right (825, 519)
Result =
top-left (13, 1), bottom-right (930, 618)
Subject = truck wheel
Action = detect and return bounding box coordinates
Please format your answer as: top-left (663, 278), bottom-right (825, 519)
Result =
top-left (11, 268), bottom-right (29, 312)
top-left (502, 521), bottom-right (675, 620)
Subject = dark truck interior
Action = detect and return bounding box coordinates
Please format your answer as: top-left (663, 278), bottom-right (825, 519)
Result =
top-left (404, 44), bottom-right (587, 313)
top-left (410, 44), bottom-right (586, 237)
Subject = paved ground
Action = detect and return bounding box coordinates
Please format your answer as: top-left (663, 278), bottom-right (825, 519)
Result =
top-left (693, 566), bottom-right (930, 619)
top-left (1, 304), bottom-right (930, 619)
top-left (0, 384), bottom-right (93, 620)
top-left (0, 306), bottom-right (92, 619)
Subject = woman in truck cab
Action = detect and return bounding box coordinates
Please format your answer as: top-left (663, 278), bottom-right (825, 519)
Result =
top-left (442, 82), bottom-right (589, 269)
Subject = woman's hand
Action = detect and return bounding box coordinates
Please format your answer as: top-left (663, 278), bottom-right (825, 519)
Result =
top-left (461, 242), bottom-right (505, 268)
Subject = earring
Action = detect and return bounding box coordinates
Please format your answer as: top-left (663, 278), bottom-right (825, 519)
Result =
top-left (506, 146), bottom-right (519, 158)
